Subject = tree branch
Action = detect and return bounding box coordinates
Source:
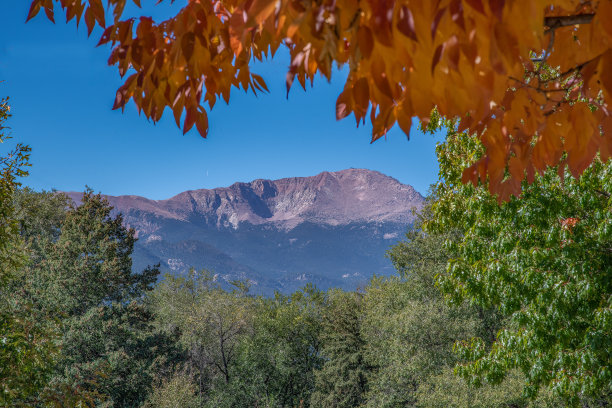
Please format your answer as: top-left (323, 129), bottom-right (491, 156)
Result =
top-left (544, 14), bottom-right (594, 31)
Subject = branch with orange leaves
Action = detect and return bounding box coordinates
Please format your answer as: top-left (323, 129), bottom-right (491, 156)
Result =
top-left (27, 0), bottom-right (612, 201)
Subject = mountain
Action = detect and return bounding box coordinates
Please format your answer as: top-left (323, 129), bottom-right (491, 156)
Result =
top-left (66, 169), bottom-right (424, 294)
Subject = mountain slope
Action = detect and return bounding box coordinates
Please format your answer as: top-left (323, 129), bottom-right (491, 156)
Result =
top-left (66, 169), bottom-right (424, 294)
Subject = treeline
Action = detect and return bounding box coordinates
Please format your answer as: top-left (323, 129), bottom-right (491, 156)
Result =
top-left (0, 188), bottom-right (558, 407)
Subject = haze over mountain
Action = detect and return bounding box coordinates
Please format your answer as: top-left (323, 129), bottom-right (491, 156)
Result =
top-left (66, 169), bottom-right (424, 294)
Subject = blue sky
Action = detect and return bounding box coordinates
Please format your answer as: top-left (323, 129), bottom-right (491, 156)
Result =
top-left (1, 3), bottom-right (443, 199)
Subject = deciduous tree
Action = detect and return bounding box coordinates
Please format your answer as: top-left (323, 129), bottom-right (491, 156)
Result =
top-left (0, 99), bottom-right (58, 406)
top-left (426, 123), bottom-right (612, 404)
top-left (27, 0), bottom-right (612, 198)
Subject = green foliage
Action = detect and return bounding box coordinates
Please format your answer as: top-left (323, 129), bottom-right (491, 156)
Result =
top-left (0, 98), bottom-right (30, 278)
top-left (416, 370), bottom-right (557, 408)
top-left (425, 125), bottom-right (612, 404)
top-left (310, 290), bottom-right (370, 408)
top-left (359, 219), bottom-right (526, 408)
top-left (143, 370), bottom-right (200, 408)
top-left (12, 189), bottom-right (179, 406)
top-left (150, 270), bottom-right (255, 403)
top-left (215, 285), bottom-right (324, 407)
top-left (0, 98), bottom-right (59, 406)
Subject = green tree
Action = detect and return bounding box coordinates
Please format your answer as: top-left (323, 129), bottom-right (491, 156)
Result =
top-left (150, 270), bottom-right (254, 405)
top-left (310, 289), bottom-right (370, 408)
top-left (0, 98), bottom-right (59, 406)
top-left (360, 217), bottom-right (520, 408)
top-left (426, 125), bottom-right (612, 404)
top-left (13, 189), bottom-right (178, 406)
top-left (143, 370), bottom-right (200, 408)
top-left (224, 285), bottom-right (324, 407)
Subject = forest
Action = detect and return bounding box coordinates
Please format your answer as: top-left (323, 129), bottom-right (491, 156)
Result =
top-left (3, 0), bottom-right (612, 406)
top-left (1, 96), bottom-right (610, 406)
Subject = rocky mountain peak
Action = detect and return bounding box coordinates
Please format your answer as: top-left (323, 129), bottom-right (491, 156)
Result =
top-left (64, 169), bottom-right (425, 294)
top-left (67, 168), bottom-right (424, 234)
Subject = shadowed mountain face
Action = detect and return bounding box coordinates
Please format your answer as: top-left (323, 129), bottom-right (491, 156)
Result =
top-left (66, 169), bottom-right (424, 294)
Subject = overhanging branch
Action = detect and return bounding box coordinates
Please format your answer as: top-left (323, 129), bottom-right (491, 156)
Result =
top-left (532, 14), bottom-right (595, 62)
top-left (544, 13), bottom-right (594, 31)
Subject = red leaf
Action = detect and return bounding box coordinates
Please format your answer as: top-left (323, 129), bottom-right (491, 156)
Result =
top-left (195, 109), bottom-right (209, 138)
top-left (84, 7), bottom-right (95, 36)
top-left (181, 32), bottom-right (195, 62)
top-left (286, 71), bottom-right (295, 98)
top-left (89, 0), bottom-right (106, 27)
top-left (97, 26), bottom-right (114, 46)
top-left (450, 0), bottom-right (465, 30)
top-left (488, 0), bottom-right (505, 20)
top-left (397, 6), bottom-right (418, 42)
top-left (26, 1), bottom-right (42, 22)
top-left (464, 0), bottom-right (485, 14)
top-left (183, 106), bottom-right (197, 135)
top-left (431, 7), bottom-right (447, 39)
top-left (44, 5), bottom-right (55, 23)
top-left (431, 43), bottom-right (445, 74)
top-left (251, 73), bottom-right (269, 92)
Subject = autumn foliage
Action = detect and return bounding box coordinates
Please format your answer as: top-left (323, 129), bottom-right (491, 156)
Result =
top-left (27, 0), bottom-right (612, 199)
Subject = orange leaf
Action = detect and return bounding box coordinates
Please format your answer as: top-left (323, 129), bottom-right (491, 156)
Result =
top-left (464, 0), bottom-right (485, 14)
top-left (597, 0), bottom-right (612, 40)
top-left (396, 103), bottom-right (413, 139)
top-left (371, 59), bottom-right (394, 100)
top-left (488, 0), bottom-right (505, 20)
top-left (358, 26), bottom-right (375, 58)
top-left (336, 90), bottom-right (352, 120)
top-left (352, 78), bottom-right (370, 123)
top-left (247, 0), bottom-right (277, 25)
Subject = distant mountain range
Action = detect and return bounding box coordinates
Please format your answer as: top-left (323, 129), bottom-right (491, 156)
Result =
top-left (66, 169), bottom-right (424, 294)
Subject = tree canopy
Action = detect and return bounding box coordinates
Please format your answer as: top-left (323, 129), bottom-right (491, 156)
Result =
top-left (27, 0), bottom-right (612, 199)
top-left (425, 121), bottom-right (611, 404)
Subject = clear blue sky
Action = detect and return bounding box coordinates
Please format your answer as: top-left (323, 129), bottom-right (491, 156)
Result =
top-left (1, 3), bottom-right (443, 199)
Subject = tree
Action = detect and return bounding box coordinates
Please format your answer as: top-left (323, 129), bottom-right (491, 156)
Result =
top-left (0, 99), bottom-right (59, 406)
top-left (310, 289), bottom-right (370, 408)
top-left (143, 370), bottom-right (200, 408)
top-left (26, 1), bottom-right (612, 198)
top-left (361, 231), bottom-right (482, 407)
top-left (150, 270), bottom-right (254, 403)
top-left (226, 285), bottom-right (324, 407)
top-left (425, 124), bottom-right (612, 404)
top-left (13, 189), bottom-right (178, 406)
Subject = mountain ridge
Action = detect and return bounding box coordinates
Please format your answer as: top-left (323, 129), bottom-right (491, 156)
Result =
top-left (66, 168), bottom-right (423, 232)
top-left (65, 169), bottom-right (424, 294)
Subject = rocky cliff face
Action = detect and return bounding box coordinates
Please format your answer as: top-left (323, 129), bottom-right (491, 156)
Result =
top-left (66, 169), bottom-right (424, 294)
